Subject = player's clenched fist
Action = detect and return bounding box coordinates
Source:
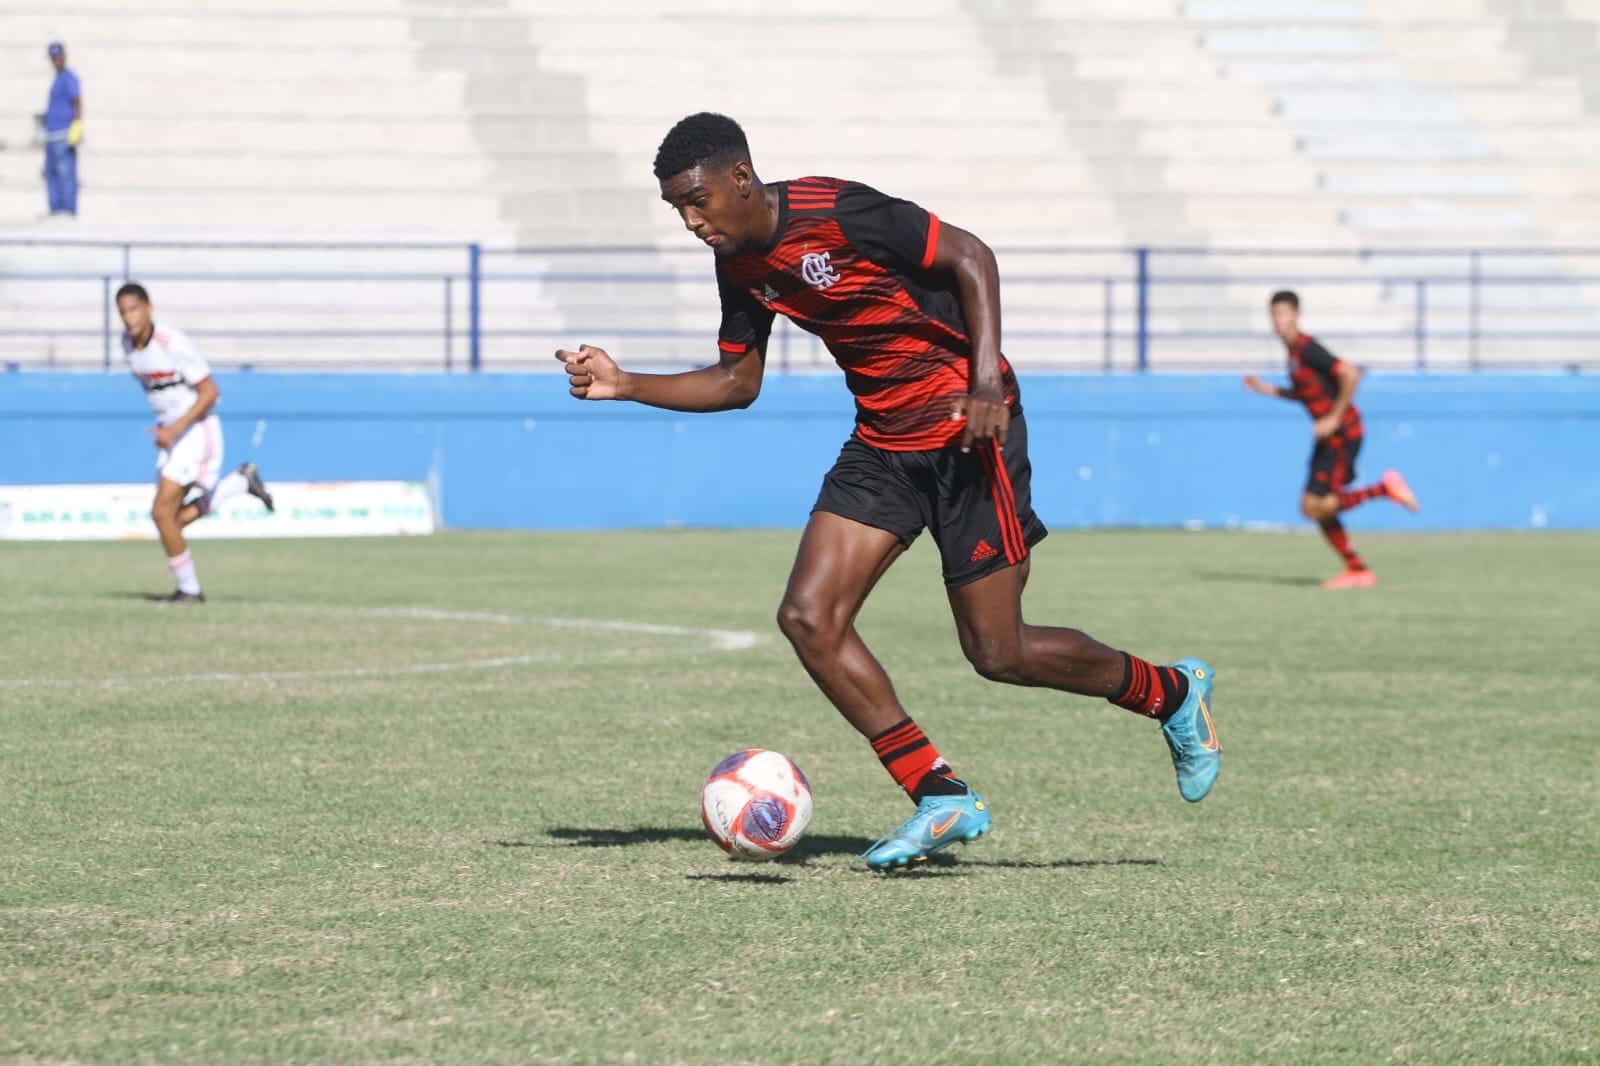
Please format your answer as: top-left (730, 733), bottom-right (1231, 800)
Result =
top-left (949, 388), bottom-right (1010, 453)
top-left (556, 344), bottom-right (622, 401)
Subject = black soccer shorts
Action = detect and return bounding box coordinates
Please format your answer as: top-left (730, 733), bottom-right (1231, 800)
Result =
top-left (1306, 430), bottom-right (1363, 496)
top-left (813, 411), bottom-right (1049, 587)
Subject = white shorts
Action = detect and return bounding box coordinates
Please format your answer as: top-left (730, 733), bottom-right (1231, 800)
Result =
top-left (156, 415), bottom-right (224, 491)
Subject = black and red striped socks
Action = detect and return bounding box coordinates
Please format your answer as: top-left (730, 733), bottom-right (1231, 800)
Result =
top-left (869, 717), bottom-right (968, 803)
top-left (1319, 518), bottom-right (1368, 570)
top-left (1108, 653), bottom-right (1190, 720)
top-left (1337, 482), bottom-right (1388, 512)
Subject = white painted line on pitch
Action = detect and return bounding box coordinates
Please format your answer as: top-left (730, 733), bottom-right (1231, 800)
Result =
top-left (23, 597), bottom-right (763, 647)
top-left (307, 605), bottom-right (526, 626)
top-left (0, 652), bottom-right (585, 690)
top-left (307, 607), bottom-right (761, 648)
top-left (21, 598), bottom-right (526, 627)
top-left (5, 599), bottom-right (763, 688)
top-left (275, 605), bottom-right (761, 647)
top-left (534, 615), bottom-right (761, 651)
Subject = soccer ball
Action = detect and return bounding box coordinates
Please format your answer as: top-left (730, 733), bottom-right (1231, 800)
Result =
top-left (700, 749), bottom-right (813, 861)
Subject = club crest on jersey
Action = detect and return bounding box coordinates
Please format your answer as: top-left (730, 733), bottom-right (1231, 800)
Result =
top-left (800, 251), bottom-right (841, 290)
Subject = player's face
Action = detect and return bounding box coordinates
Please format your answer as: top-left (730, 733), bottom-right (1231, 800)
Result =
top-left (660, 161), bottom-right (754, 256)
top-left (50, 53), bottom-right (65, 72)
top-left (1270, 302), bottom-right (1300, 345)
top-left (117, 294), bottom-right (151, 338)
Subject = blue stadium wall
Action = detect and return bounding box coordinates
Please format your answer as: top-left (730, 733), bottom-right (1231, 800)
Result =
top-left (2, 373), bottom-right (1596, 530)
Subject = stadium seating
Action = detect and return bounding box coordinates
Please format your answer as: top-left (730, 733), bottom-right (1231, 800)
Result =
top-left (2, 0), bottom-right (1598, 369)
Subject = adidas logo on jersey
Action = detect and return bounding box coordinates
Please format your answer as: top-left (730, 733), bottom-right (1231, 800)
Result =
top-left (969, 540), bottom-right (999, 563)
top-left (762, 283), bottom-right (780, 304)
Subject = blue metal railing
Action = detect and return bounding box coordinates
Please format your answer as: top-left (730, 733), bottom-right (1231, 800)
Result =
top-left (3, 239), bottom-right (1599, 372)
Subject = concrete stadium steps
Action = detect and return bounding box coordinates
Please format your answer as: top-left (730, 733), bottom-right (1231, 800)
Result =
top-left (5, 0), bottom-right (1600, 369)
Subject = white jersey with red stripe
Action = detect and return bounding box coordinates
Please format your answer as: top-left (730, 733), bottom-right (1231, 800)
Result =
top-left (124, 323), bottom-right (213, 427)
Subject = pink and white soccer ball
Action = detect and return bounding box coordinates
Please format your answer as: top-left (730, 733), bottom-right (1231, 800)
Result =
top-left (700, 749), bottom-right (813, 861)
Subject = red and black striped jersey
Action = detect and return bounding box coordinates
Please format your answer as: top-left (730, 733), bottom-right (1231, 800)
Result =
top-left (715, 177), bottom-right (1018, 452)
top-left (1288, 334), bottom-right (1361, 432)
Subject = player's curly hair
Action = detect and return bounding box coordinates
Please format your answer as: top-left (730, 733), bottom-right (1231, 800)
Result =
top-left (653, 113), bottom-right (750, 180)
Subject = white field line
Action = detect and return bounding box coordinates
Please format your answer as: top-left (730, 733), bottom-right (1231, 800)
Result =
top-left (2, 599), bottom-right (762, 689)
top-left (0, 651), bottom-right (584, 689)
top-left (275, 606), bottom-right (760, 649)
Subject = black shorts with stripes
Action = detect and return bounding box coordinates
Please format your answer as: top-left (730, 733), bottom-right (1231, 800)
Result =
top-left (1305, 429), bottom-right (1363, 496)
top-left (812, 410), bottom-right (1049, 587)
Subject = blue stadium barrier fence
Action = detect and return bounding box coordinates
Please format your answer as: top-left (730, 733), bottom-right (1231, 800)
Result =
top-left (3, 372), bottom-right (1596, 531)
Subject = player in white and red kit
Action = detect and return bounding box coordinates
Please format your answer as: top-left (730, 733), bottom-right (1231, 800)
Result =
top-left (117, 283), bottom-right (275, 604)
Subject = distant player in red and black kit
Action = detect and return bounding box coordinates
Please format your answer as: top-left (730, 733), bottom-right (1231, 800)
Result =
top-left (558, 113), bottom-right (1221, 869)
top-left (1245, 291), bottom-right (1420, 590)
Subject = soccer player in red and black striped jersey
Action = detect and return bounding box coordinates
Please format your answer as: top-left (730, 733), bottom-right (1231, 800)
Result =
top-left (1244, 291), bottom-right (1420, 590)
top-left (558, 113), bottom-right (1221, 869)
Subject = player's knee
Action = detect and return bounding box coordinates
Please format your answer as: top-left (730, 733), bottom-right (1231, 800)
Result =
top-left (775, 596), bottom-right (836, 651)
top-left (964, 635), bottom-right (1023, 683)
top-left (1300, 496), bottom-right (1328, 521)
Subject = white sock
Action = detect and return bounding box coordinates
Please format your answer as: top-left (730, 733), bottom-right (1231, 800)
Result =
top-left (168, 551), bottom-right (201, 595)
top-left (202, 470), bottom-right (250, 514)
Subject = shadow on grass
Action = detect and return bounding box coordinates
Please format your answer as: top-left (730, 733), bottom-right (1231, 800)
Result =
top-left (504, 829), bottom-right (1162, 874)
top-left (499, 826), bottom-right (876, 863)
top-left (684, 872), bottom-right (793, 885)
top-left (937, 856), bottom-right (1162, 870)
top-left (1195, 570), bottom-right (1322, 588)
top-left (852, 854), bottom-right (1163, 878)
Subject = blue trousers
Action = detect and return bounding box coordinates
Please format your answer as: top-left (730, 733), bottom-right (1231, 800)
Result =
top-left (43, 139), bottom-right (77, 215)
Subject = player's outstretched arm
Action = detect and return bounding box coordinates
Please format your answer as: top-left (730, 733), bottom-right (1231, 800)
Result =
top-left (1243, 374), bottom-right (1294, 400)
top-left (556, 342), bottom-right (764, 413)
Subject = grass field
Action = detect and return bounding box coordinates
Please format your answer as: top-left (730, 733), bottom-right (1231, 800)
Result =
top-left (2, 530), bottom-right (1596, 1064)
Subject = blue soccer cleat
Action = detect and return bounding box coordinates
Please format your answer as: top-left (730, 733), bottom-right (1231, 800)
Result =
top-left (1161, 657), bottom-right (1221, 802)
top-left (861, 787), bottom-right (991, 870)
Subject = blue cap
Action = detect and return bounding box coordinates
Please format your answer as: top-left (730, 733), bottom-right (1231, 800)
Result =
top-left (47, 42), bottom-right (65, 57)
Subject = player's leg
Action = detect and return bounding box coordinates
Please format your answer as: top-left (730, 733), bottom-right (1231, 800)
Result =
top-left (776, 510), bottom-right (910, 739)
top-left (1337, 473), bottom-right (1419, 515)
top-left (154, 419), bottom-right (223, 601)
top-left (797, 515), bottom-right (994, 867)
top-left (1305, 436), bottom-right (1376, 588)
top-left (945, 556), bottom-right (1218, 801)
top-left (180, 463), bottom-right (274, 526)
top-left (936, 417), bottom-right (1218, 801)
top-left (948, 562), bottom-right (1155, 700)
top-left (1329, 429), bottom-right (1419, 514)
top-left (780, 514), bottom-right (977, 799)
top-left (171, 418), bottom-right (264, 527)
top-left (152, 477), bottom-right (204, 602)
top-left (787, 443), bottom-right (990, 869)
top-left (935, 416), bottom-right (1138, 701)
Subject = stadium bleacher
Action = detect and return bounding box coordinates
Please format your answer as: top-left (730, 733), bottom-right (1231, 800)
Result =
top-left (3, 0), bottom-right (1598, 369)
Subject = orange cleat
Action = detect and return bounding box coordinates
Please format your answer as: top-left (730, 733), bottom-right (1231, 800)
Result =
top-left (1382, 470), bottom-right (1419, 513)
top-left (1323, 569), bottom-right (1377, 590)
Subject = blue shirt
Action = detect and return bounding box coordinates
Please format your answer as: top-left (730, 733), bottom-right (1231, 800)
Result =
top-left (46, 69), bottom-right (80, 132)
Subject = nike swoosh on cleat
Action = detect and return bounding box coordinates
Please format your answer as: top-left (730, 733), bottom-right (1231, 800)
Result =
top-left (930, 812), bottom-right (962, 837)
top-left (1198, 698), bottom-right (1220, 752)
